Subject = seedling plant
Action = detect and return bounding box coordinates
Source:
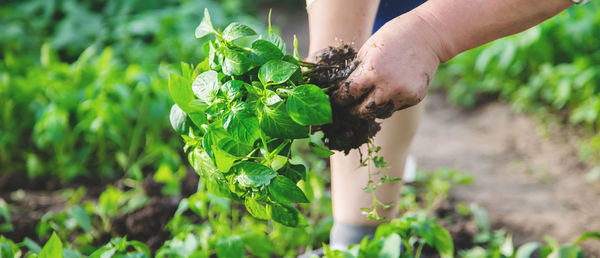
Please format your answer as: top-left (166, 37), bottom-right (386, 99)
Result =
top-left (168, 9), bottom-right (396, 226)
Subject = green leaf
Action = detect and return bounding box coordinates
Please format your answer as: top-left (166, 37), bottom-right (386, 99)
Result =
top-left (263, 90), bottom-right (282, 106)
top-left (232, 35), bottom-right (259, 48)
top-left (68, 205), bottom-right (92, 232)
top-left (268, 176), bottom-right (309, 203)
top-left (222, 23), bottom-right (257, 42)
top-left (223, 102), bottom-right (260, 145)
top-left (515, 242), bottom-right (540, 258)
top-left (250, 40), bottom-right (283, 65)
top-left (431, 224), bottom-right (454, 258)
top-left (212, 144), bottom-right (238, 172)
top-left (500, 233), bottom-right (514, 257)
top-left (244, 198), bottom-right (270, 220)
top-left (216, 236), bottom-right (244, 258)
top-left (128, 241), bottom-right (151, 258)
top-left (195, 9), bottom-right (215, 38)
top-left (280, 163), bottom-right (307, 183)
top-left (168, 73), bottom-right (206, 113)
top-left (22, 238), bottom-right (42, 254)
top-left (258, 60), bottom-right (299, 85)
top-left (259, 104), bottom-right (308, 139)
top-left (235, 162), bottom-right (277, 188)
top-left (202, 125), bottom-right (229, 158)
top-left (218, 137), bottom-right (252, 157)
top-left (269, 155), bottom-right (288, 171)
top-left (548, 245), bottom-right (583, 258)
top-left (192, 71), bottom-right (220, 104)
top-left (242, 232), bottom-right (273, 258)
top-left (323, 244), bottom-right (355, 258)
top-left (39, 232), bottom-right (63, 258)
top-left (286, 84), bottom-right (332, 125)
top-left (207, 172), bottom-right (233, 198)
top-left (169, 104), bottom-right (189, 135)
top-left (89, 246), bottom-right (116, 258)
top-left (208, 41), bottom-right (223, 70)
top-left (63, 249), bottom-right (81, 258)
top-left (222, 80), bottom-right (246, 101)
top-left (0, 201), bottom-right (12, 232)
top-left (309, 142), bottom-right (334, 158)
top-left (267, 203), bottom-right (301, 227)
top-left (222, 48), bottom-right (252, 76)
top-left (574, 231), bottom-right (600, 244)
top-left (188, 112), bottom-right (208, 128)
top-left (379, 233), bottom-right (401, 258)
top-left (266, 34), bottom-right (286, 54)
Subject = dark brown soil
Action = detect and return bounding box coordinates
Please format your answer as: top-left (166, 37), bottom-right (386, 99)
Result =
top-left (0, 173), bottom-right (62, 193)
top-left (112, 197), bottom-right (179, 251)
top-left (308, 44), bottom-right (381, 154)
top-left (0, 191), bottom-right (67, 242)
top-left (1, 171), bottom-right (199, 252)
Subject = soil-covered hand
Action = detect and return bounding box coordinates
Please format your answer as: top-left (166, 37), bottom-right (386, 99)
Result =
top-left (332, 11), bottom-right (446, 119)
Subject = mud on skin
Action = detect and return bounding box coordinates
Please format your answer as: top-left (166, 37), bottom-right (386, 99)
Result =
top-left (307, 44), bottom-right (382, 154)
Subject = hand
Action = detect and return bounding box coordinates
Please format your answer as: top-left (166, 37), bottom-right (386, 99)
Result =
top-left (332, 11), bottom-right (446, 119)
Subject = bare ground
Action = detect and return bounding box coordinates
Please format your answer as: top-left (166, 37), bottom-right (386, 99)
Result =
top-left (412, 92), bottom-right (600, 254)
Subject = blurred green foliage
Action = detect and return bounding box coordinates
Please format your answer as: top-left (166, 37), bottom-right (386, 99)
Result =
top-left (0, 0), bottom-right (278, 181)
top-left (433, 3), bottom-right (600, 167)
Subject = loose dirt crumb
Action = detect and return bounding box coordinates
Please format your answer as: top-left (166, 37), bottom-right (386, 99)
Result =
top-left (308, 44), bottom-right (381, 153)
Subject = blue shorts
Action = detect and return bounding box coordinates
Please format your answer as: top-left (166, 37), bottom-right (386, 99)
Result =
top-left (373, 0), bottom-right (427, 33)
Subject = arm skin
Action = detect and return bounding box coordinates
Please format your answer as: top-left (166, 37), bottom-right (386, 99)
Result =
top-left (322, 0), bottom-right (573, 119)
top-left (307, 0), bottom-right (380, 57)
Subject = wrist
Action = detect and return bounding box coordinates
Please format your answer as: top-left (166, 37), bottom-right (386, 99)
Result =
top-left (381, 11), bottom-right (452, 63)
top-left (409, 8), bottom-right (459, 62)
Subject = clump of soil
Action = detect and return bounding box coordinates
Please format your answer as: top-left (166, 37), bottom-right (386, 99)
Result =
top-left (307, 44), bottom-right (381, 153)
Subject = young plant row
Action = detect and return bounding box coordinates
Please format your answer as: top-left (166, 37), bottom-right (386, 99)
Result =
top-left (0, 0), bottom-right (267, 181)
top-left (2, 169), bottom-right (598, 257)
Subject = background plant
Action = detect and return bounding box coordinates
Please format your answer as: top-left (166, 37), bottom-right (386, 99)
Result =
top-left (0, 0), bottom-right (275, 181)
top-left (432, 2), bottom-right (600, 177)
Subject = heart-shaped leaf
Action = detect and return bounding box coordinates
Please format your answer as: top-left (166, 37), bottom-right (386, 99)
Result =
top-left (235, 162), bottom-right (277, 188)
top-left (223, 102), bottom-right (260, 145)
top-left (268, 176), bottom-right (309, 203)
top-left (222, 23), bottom-right (257, 42)
top-left (286, 84), bottom-right (332, 125)
top-left (250, 39), bottom-right (283, 65)
top-left (169, 104), bottom-right (189, 135)
top-left (192, 71), bottom-right (220, 104)
top-left (259, 104), bottom-right (308, 139)
top-left (258, 60), bottom-right (298, 85)
top-left (222, 49), bottom-right (252, 76)
top-left (195, 9), bottom-right (215, 38)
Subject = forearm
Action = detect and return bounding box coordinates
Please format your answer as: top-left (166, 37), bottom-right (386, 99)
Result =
top-left (412, 0), bottom-right (573, 61)
top-left (307, 0), bottom-right (380, 57)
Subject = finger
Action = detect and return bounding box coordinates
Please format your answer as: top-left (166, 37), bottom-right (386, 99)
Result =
top-left (351, 89), bottom-right (396, 120)
top-left (332, 64), bottom-right (375, 106)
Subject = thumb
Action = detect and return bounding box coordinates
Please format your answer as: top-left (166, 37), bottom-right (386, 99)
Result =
top-left (332, 63), bottom-right (376, 106)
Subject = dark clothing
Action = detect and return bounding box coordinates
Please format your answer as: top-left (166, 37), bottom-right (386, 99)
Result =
top-left (373, 0), bottom-right (427, 32)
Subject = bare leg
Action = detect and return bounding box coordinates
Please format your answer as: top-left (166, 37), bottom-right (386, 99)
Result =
top-left (306, 0), bottom-right (422, 249)
top-left (331, 103), bottom-right (422, 226)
